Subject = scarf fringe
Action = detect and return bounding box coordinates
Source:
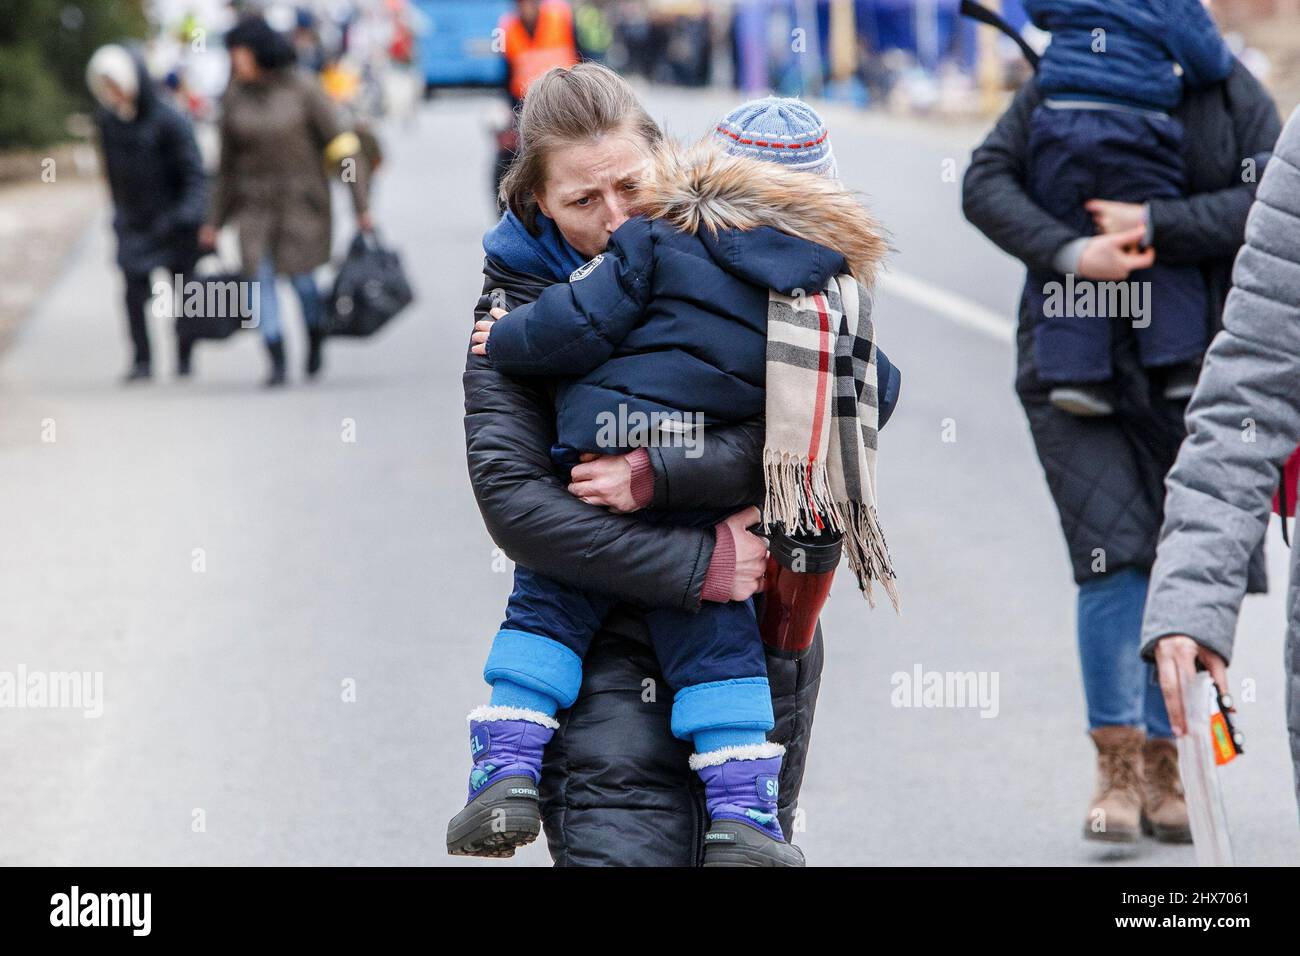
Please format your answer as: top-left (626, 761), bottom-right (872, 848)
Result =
top-left (762, 451), bottom-right (901, 614)
top-left (840, 501), bottom-right (901, 614)
top-left (762, 450), bottom-right (843, 537)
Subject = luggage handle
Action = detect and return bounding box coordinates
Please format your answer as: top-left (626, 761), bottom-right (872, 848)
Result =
top-left (192, 250), bottom-right (241, 279)
top-left (350, 227), bottom-right (385, 254)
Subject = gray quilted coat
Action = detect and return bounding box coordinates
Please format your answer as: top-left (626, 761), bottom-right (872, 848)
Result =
top-left (1141, 107), bottom-right (1300, 818)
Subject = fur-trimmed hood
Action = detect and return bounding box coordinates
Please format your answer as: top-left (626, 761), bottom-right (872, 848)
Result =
top-left (635, 140), bottom-right (889, 289)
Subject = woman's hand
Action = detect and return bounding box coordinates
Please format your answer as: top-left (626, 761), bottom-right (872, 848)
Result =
top-left (567, 452), bottom-right (639, 512)
top-left (1153, 634), bottom-right (1231, 737)
top-left (470, 306), bottom-right (507, 355)
top-left (722, 506), bottom-right (769, 602)
top-left (1084, 199), bottom-right (1146, 236)
top-left (198, 224), bottom-right (217, 250)
top-left (1076, 226), bottom-right (1156, 280)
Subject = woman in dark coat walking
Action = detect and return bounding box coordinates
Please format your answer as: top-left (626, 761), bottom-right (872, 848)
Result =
top-left (202, 16), bottom-right (372, 386)
top-left (461, 66), bottom-right (905, 865)
top-left (962, 57), bottom-right (1279, 845)
top-left (87, 45), bottom-right (207, 382)
top-left (465, 66), bottom-right (801, 866)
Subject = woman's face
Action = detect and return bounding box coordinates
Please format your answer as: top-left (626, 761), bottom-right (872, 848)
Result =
top-left (98, 78), bottom-right (137, 121)
top-left (229, 46), bottom-right (260, 82)
top-left (536, 129), bottom-right (651, 260)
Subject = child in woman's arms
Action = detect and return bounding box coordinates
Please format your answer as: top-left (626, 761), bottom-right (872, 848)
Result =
top-left (451, 99), bottom-right (897, 866)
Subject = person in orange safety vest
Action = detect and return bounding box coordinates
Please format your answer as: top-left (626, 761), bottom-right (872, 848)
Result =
top-left (500, 0), bottom-right (580, 105)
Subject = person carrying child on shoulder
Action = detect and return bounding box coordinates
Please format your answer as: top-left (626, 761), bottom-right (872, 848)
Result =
top-left (1020, 0), bottom-right (1234, 416)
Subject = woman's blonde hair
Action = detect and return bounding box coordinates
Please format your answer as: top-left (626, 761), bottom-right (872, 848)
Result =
top-left (500, 62), bottom-right (662, 234)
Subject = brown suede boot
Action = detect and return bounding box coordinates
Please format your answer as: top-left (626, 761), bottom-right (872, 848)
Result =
top-left (1140, 737), bottom-right (1193, 843)
top-left (1083, 726), bottom-right (1144, 843)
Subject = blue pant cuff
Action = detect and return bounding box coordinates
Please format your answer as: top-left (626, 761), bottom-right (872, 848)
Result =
top-left (671, 677), bottom-right (774, 741)
top-left (490, 678), bottom-right (560, 716)
top-left (483, 629), bottom-right (584, 708)
top-left (694, 728), bottom-right (768, 753)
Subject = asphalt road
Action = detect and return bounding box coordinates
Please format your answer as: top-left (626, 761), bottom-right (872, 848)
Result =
top-left (1, 85), bottom-right (1296, 866)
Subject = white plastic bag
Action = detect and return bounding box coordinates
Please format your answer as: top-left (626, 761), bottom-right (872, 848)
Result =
top-left (1176, 672), bottom-right (1235, 866)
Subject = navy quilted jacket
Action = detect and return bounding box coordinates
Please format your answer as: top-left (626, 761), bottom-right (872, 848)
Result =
top-left (1024, 0), bottom-right (1233, 110)
top-left (486, 215), bottom-right (899, 453)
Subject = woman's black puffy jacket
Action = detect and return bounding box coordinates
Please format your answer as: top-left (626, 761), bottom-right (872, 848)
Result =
top-left (464, 255), bottom-right (823, 865)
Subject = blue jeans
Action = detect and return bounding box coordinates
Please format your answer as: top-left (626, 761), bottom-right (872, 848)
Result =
top-left (1077, 567), bottom-right (1172, 738)
top-left (250, 257), bottom-right (322, 344)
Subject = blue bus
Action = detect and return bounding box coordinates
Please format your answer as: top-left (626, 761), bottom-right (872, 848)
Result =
top-left (414, 0), bottom-right (512, 89)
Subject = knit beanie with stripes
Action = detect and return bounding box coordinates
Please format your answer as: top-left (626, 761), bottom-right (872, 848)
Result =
top-left (711, 96), bottom-right (838, 179)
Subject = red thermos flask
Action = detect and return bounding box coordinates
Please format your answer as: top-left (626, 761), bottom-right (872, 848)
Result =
top-left (759, 524), bottom-right (841, 659)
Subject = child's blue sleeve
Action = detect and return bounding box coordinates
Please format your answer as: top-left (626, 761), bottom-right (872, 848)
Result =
top-left (486, 217), bottom-right (656, 377)
top-left (1164, 0), bottom-right (1234, 89)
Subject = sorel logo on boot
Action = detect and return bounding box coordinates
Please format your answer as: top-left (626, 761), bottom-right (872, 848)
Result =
top-left (705, 831), bottom-right (737, 843)
top-left (756, 775), bottom-right (779, 802)
top-left (470, 730), bottom-right (488, 756)
top-left (508, 786), bottom-right (539, 798)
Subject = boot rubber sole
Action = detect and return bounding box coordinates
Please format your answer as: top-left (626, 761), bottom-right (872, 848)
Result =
top-left (1081, 821), bottom-right (1140, 844)
top-left (446, 776), bottom-right (541, 858)
top-left (702, 820), bottom-right (805, 867)
top-left (1141, 813), bottom-right (1193, 844)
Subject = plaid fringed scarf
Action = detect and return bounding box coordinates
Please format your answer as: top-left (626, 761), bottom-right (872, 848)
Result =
top-left (763, 275), bottom-right (900, 611)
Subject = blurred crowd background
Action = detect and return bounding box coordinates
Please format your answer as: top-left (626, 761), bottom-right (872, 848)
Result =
top-left (2, 0), bottom-right (1299, 868)
top-left (3, 0), bottom-right (1298, 155)
top-left (0, 0), bottom-right (1297, 347)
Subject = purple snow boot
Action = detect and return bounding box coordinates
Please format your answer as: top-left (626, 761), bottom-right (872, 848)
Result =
top-left (446, 707), bottom-right (556, 858)
top-left (693, 744), bottom-right (805, 867)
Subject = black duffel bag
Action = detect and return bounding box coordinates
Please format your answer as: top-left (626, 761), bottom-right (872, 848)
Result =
top-left (174, 258), bottom-right (249, 343)
top-left (325, 231), bottom-right (414, 337)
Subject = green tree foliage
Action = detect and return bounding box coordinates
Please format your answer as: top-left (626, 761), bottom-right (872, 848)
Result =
top-left (0, 0), bottom-right (148, 148)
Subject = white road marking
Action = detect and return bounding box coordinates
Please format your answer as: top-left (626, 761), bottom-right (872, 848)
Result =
top-left (878, 269), bottom-right (1015, 345)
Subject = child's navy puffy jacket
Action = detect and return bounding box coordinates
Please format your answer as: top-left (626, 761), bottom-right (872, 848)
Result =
top-left (1024, 0), bottom-right (1233, 110)
top-left (487, 212), bottom-right (898, 455)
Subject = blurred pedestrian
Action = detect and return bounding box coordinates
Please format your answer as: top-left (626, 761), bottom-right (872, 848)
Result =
top-left (291, 7), bottom-right (327, 73)
top-left (963, 35), bottom-right (1280, 845)
top-left (1141, 106), bottom-right (1300, 823)
top-left (500, 0), bottom-right (579, 108)
top-left (490, 1), bottom-right (579, 203)
top-left (573, 1), bottom-right (613, 63)
top-left (202, 16), bottom-right (373, 387)
top-left (86, 44), bottom-right (208, 383)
